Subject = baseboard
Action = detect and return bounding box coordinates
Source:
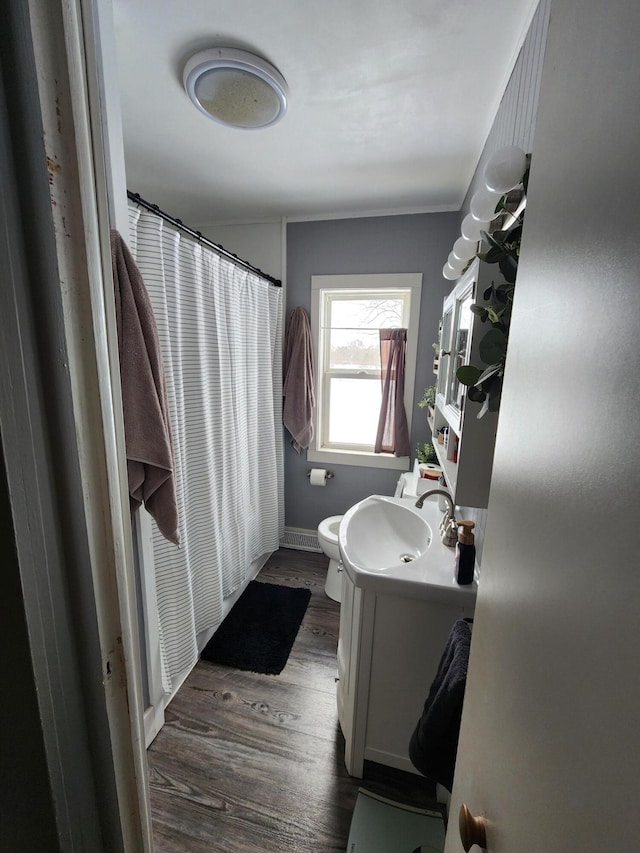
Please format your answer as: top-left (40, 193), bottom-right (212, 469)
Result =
top-left (143, 702), bottom-right (165, 749)
top-left (280, 526), bottom-right (321, 552)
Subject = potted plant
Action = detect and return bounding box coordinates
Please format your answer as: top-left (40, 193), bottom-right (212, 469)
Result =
top-left (415, 441), bottom-right (442, 488)
top-left (418, 384), bottom-right (437, 422)
top-left (416, 441), bottom-right (438, 465)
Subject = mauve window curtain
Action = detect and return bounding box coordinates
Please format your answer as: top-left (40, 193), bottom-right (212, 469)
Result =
top-left (127, 202), bottom-right (284, 694)
top-left (374, 328), bottom-right (410, 456)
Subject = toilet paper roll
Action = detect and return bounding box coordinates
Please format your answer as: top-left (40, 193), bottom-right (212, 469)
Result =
top-left (309, 468), bottom-right (328, 487)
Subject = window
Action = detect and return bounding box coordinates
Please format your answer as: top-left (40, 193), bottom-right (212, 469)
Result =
top-left (309, 273), bottom-right (422, 469)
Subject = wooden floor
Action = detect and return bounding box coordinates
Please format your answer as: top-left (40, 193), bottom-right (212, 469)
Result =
top-left (147, 548), bottom-right (438, 852)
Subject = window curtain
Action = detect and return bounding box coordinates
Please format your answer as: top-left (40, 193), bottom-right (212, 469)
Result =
top-left (374, 328), bottom-right (410, 456)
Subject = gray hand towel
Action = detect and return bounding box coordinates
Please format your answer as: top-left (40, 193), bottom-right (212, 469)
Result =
top-left (111, 230), bottom-right (180, 545)
top-left (283, 307), bottom-right (316, 453)
top-left (408, 619), bottom-right (471, 790)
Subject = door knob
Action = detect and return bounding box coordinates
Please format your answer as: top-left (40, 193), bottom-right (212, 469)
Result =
top-left (459, 803), bottom-right (487, 851)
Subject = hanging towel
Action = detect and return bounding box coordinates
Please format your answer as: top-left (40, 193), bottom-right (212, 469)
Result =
top-left (408, 619), bottom-right (472, 791)
top-left (283, 307), bottom-right (316, 453)
top-left (111, 229), bottom-right (180, 545)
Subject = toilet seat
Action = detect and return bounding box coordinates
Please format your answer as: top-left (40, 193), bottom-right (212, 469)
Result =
top-left (317, 515), bottom-right (344, 603)
top-left (318, 515), bottom-right (342, 559)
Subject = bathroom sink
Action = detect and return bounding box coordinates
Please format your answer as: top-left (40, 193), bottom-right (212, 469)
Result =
top-left (339, 494), bottom-right (432, 572)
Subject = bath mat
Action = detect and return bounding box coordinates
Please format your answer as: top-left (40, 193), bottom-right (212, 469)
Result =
top-left (200, 581), bottom-right (311, 675)
top-left (347, 789), bottom-right (445, 853)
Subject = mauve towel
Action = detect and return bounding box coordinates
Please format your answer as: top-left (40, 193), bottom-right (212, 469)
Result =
top-left (111, 230), bottom-right (180, 545)
top-left (409, 619), bottom-right (472, 790)
top-left (283, 307), bottom-right (316, 453)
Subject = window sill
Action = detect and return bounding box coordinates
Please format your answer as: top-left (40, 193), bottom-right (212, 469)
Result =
top-left (307, 447), bottom-right (410, 470)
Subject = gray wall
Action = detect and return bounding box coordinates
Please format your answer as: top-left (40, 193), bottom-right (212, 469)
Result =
top-left (285, 212), bottom-right (459, 530)
top-left (449, 0), bottom-right (551, 560)
top-left (460, 0), bottom-right (550, 217)
top-left (283, 0), bottom-right (551, 540)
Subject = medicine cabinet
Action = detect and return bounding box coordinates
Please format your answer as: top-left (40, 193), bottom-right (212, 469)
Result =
top-left (430, 259), bottom-right (499, 508)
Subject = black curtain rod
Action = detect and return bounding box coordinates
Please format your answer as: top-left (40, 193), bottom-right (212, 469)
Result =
top-left (127, 191), bottom-right (282, 287)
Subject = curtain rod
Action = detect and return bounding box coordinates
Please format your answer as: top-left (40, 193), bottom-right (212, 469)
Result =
top-left (127, 191), bottom-right (282, 287)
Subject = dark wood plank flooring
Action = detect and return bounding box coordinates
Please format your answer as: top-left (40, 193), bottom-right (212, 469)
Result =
top-left (147, 548), bottom-right (438, 852)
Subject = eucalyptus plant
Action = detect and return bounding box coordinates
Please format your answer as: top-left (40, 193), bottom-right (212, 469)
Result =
top-left (418, 383), bottom-right (437, 409)
top-left (456, 169), bottom-right (528, 418)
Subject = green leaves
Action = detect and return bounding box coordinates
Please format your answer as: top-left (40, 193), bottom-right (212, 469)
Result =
top-left (416, 442), bottom-right (438, 464)
top-left (453, 167), bottom-right (527, 417)
top-left (455, 228), bottom-right (516, 418)
top-left (471, 304), bottom-right (489, 322)
top-left (479, 328), bottom-right (507, 364)
top-left (456, 360), bottom-right (504, 419)
top-left (486, 305), bottom-right (502, 324)
top-left (457, 365), bottom-right (482, 386)
top-left (418, 383), bottom-right (437, 408)
top-left (466, 384), bottom-right (486, 403)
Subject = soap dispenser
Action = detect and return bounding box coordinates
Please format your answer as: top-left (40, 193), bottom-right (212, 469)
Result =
top-left (455, 520), bottom-right (476, 585)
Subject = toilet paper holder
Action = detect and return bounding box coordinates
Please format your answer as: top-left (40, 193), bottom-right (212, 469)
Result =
top-left (307, 469), bottom-right (334, 479)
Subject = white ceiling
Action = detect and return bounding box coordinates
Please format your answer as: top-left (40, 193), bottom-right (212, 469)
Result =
top-left (113, 0), bottom-right (538, 226)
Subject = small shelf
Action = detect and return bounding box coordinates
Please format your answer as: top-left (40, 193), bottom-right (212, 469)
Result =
top-left (431, 414), bottom-right (459, 495)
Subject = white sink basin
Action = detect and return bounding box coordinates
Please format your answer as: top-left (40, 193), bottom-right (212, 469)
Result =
top-left (338, 494), bottom-right (478, 605)
top-left (339, 494), bottom-right (432, 572)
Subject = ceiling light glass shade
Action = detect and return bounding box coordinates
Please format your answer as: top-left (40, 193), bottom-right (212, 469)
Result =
top-left (461, 213), bottom-right (490, 241)
top-left (483, 145), bottom-right (527, 193)
top-left (183, 48), bottom-right (288, 129)
top-left (443, 262), bottom-right (460, 281)
top-left (470, 188), bottom-right (502, 222)
top-left (452, 235), bottom-right (477, 262)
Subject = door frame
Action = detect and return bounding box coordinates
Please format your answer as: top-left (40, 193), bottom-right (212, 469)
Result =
top-left (1, 0), bottom-right (151, 847)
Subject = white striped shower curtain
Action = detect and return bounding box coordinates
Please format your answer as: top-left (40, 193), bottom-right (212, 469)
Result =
top-left (128, 203), bottom-right (284, 693)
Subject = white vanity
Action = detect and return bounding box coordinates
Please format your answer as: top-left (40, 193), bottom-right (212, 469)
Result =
top-left (336, 495), bottom-right (477, 777)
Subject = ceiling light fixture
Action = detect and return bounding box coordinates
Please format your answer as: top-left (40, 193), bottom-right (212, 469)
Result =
top-left (183, 47), bottom-right (288, 129)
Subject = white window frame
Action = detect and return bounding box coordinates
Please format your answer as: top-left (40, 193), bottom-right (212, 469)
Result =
top-left (309, 273), bottom-right (422, 469)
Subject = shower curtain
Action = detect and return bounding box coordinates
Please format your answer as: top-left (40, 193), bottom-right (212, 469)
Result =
top-left (127, 203), bottom-right (284, 693)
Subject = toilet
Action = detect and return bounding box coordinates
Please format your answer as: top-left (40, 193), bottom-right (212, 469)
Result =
top-left (317, 515), bottom-right (344, 603)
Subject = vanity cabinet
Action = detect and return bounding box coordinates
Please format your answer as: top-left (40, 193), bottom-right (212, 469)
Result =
top-left (432, 258), bottom-right (499, 508)
top-left (337, 569), bottom-right (472, 778)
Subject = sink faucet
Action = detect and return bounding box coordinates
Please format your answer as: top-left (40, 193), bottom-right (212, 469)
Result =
top-left (415, 489), bottom-right (458, 547)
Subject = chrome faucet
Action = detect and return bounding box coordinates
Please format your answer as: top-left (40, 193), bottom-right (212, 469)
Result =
top-left (415, 489), bottom-right (458, 547)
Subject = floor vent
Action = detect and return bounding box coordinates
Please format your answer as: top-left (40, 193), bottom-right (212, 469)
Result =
top-left (280, 528), bottom-right (322, 552)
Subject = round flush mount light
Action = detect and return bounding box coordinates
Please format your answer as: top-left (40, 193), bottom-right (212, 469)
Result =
top-left (183, 48), bottom-right (288, 129)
